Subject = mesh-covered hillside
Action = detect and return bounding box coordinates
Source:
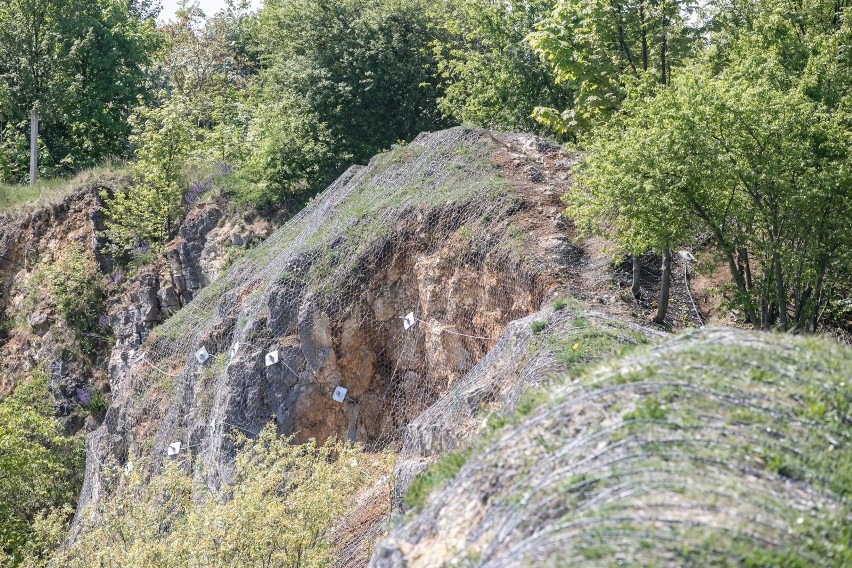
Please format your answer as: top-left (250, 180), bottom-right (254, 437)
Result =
top-left (79, 127), bottom-right (591, 517)
top-left (372, 328), bottom-right (852, 567)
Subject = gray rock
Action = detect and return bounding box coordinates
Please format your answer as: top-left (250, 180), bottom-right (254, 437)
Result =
top-left (28, 310), bottom-right (52, 335)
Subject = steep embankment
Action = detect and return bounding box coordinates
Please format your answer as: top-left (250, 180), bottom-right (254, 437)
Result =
top-left (372, 328), bottom-right (852, 567)
top-left (0, 173), bottom-right (123, 422)
top-left (338, 298), bottom-right (666, 565)
top-left (0, 171), bottom-right (274, 435)
top-left (79, 127), bottom-right (704, 527)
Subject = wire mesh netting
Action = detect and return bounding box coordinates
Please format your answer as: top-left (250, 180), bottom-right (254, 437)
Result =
top-left (372, 327), bottom-right (852, 566)
top-left (82, 127), bottom-right (579, 514)
top-left (338, 300), bottom-right (667, 566)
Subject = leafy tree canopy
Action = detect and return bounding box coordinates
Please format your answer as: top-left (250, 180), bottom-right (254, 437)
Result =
top-left (0, 0), bottom-right (157, 181)
top-left (529, 0), bottom-right (702, 134)
top-left (432, 0), bottom-right (574, 137)
top-left (571, 7), bottom-right (852, 330)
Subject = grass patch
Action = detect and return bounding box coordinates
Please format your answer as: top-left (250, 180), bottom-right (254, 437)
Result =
top-left (0, 163), bottom-right (129, 213)
top-left (404, 451), bottom-right (469, 511)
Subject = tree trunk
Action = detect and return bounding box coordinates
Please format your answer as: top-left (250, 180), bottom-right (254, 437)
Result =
top-left (654, 250), bottom-right (672, 325)
top-left (640, 0), bottom-right (648, 72)
top-left (737, 247), bottom-right (753, 290)
top-left (773, 249), bottom-right (788, 330)
top-left (660, 11), bottom-right (668, 85)
top-left (804, 257), bottom-right (829, 332)
top-left (631, 254), bottom-right (641, 298)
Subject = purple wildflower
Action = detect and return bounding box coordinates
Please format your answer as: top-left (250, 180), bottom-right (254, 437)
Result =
top-left (131, 242), bottom-right (150, 256)
top-left (185, 176), bottom-right (214, 204)
top-left (77, 388), bottom-right (91, 406)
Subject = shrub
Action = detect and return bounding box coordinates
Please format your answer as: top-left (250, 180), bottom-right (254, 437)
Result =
top-left (39, 425), bottom-right (392, 567)
top-left (46, 247), bottom-right (109, 356)
top-left (0, 369), bottom-right (84, 565)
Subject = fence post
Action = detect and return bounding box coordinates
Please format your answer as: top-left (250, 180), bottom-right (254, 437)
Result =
top-left (30, 105), bottom-right (38, 186)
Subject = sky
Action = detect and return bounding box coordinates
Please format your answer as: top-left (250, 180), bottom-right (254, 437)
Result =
top-left (158, 0), bottom-right (262, 22)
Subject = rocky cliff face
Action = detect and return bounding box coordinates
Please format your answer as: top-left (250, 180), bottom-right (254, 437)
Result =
top-left (0, 175), bottom-right (122, 429)
top-left (0, 173), bottom-right (273, 435)
top-left (72, 128), bottom-right (712, 564)
top-left (77, 129), bottom-right (567, 514)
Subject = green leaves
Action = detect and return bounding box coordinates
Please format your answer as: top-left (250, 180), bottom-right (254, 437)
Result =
top-left (100, 96), bottom-right (194, 255)
top-left (431, 0), bottom-right (572, 137)
top-left (0, 0), bottom-right (156, 182)
top-left (45, 245), bottom-right (110, 355)
top-left (529, 0), bottom-right (701, 134)
top-left (45, 425), bottom-right (393, 567)
top-left (573, 30), bottom-right (852, 330)
top-left (253, 0), bottom-right (445, 172)
top-left (0, 369), bottom-right (84, 565)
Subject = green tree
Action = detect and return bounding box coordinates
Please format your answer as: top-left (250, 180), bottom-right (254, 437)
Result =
top-left (531, 0), bottom-right (702, 302)
top-left (252, 0), bottom-right (447, 182)
top-left (431, 0), bottom-right (573, 136)
top-left (0, 0), bottom-right (157, 181)
top-left (154, 1), bottom-right (257, 167)
top-left (100, 96), bottom-right (195, 255)
top-left (571, 54), bottom-right (852, 330)
top-left (528, 0), bottom-right (701, 134)
top-left (0, 370), bottom-right (84, 565)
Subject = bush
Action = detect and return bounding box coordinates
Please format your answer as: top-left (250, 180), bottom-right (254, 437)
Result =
top-left (38, 425), bottom-right (392, 567)
top-left (0, 369), bottom-right (84, 565)
top-left (46, 246), bottom-right (109, 356)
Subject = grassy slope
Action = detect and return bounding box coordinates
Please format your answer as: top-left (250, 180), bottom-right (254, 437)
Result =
top-left (397, 327), bottom-right (851, 566)
top-left (0, 163), bottom-right (129, 214)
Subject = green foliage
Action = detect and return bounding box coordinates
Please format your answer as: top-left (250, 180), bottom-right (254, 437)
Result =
top-left (530, 319), bottom-right (548, 334)
top-left (0, 368), bottom-right (84, 565)
top-left (237, 93), bottom-right (337, 210)
top-left (571, 39), bottom-right (852, 330)
top-left (155, 4), bottom-right (256, 177)
top-left (100, 97), bottom-right (194, 254)
top-left (45, 246), bottom-right (109, 355)
top-left (250, 0), bottom-right (447, 193)
top-left (80, 389), bottom-right (108, 417)
top-left (39, 425), bottom-right (392, 567)
top-left (432, 0), bottom-right (572, 136)
top-left (0, 0), bottom-right (157, 181)
top-left (528, 0), bottom-right (701, 134)
top-left (404, 451), bottom-right (469, 511)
